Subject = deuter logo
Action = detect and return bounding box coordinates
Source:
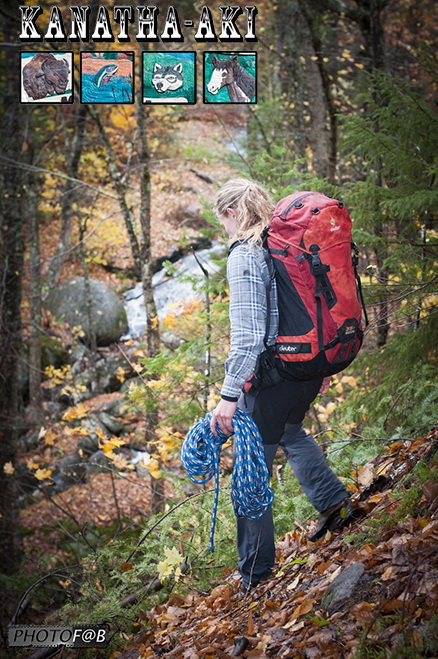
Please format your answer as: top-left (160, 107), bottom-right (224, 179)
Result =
top-left (329, 217), bottom-right (340, 231)
top-left (280, 346), bottom-right (299, 352)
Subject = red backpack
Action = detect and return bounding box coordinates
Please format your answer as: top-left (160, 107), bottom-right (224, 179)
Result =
top-left (264, 191), bottom-right (368, 380)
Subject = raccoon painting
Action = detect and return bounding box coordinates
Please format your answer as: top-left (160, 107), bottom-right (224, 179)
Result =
top-left (152, 62), bottom-right (184, 93)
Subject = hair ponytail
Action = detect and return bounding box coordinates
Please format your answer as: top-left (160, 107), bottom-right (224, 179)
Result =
top-left (214, 178), bottom-right (275, 246)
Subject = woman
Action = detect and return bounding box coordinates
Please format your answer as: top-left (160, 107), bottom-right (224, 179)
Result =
top-left (210, 178), bottom-right (351, 591)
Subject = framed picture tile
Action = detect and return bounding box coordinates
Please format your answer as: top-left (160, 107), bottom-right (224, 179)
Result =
top-left (142, 51), bottom-right (196, 105)
top-left (21, 52), bottom-right (73, 104)
top-left (80, 51), bottom-right (134, 104)
top-left (203, 52), bottom-right (257, 104)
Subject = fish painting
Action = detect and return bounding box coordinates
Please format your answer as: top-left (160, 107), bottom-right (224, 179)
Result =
top-left (93, 64), bottom-right (119, 88)
top-left (81, 53), bottom-right (134, 104)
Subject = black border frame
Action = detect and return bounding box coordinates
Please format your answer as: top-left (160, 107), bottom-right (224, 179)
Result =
top-left (79, 51), bottom-right (135, 105)
top-left (20, 51), bottom-right (74, 105)
top-left (141, 51), bottom-right (197, 106)
top-left (203, 51), bottom-right (257, 105)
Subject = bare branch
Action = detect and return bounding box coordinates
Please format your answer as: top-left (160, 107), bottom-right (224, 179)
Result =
top-left (0, 156), bottom-right (119, 200)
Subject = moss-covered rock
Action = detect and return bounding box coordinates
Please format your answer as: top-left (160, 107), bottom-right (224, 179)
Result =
top-left (44, 278), bottom-right (128, 346)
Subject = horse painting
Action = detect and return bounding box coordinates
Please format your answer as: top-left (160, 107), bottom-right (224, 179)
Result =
top-left (207, 56), bottom-right (255, 103)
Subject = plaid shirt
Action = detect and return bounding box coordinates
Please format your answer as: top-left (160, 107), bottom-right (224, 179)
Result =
top-left (221, 242), bottom-right (278, 400)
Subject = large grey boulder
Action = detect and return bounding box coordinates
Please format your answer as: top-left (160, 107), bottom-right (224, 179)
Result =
top-left (321, 563), bottom-right (370, 614)
top-left (45, 278), bottom-right (128, 346)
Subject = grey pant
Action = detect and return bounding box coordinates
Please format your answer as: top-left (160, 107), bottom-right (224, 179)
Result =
top-left (236, 381), bottom-right (348, 587)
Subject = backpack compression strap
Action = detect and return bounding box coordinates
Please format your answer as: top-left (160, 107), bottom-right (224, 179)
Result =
top-left (352, 243), bottom-right (369, 327)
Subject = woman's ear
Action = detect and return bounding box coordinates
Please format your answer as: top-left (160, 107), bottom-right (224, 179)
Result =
top-left (226, 207), bottom-right (237, 218)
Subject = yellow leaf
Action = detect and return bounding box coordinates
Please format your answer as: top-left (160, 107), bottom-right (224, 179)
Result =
top-left (44, 429), bottom-right (57, 446)
top-left (163, 313), bottom-right (178, 329)
top-left (157, 546), bottom-right (184, 581)
top-left (34, 468), bottom-right (53, 481)
top-left (116, 366), bottom-right (127, 384)
top-left (140, 455), bottom-right (161, 479)
top-left (74, 427), bottom-right (90, 436)
top-left (112, 454), bottom-right (130, 470)
top-left (62, 403), bottom-right (89, 421)
top-left (102, 437), bottom-right (126, 451)
top-left (341, 375), bottom-right (358, 388)
top-left (3, 462), bottom-right (15, 475)
top-left (26, 458), bottom-right (40, 470)
top-left (381, 566), bottom-right (396, 581)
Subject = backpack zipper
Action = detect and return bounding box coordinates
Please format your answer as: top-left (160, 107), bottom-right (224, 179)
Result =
top-left (282, 192), bottom-right (317, 217)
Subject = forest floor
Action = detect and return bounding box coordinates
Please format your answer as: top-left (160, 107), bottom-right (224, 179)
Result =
top-left (117, 428), bottom-right (438, 659)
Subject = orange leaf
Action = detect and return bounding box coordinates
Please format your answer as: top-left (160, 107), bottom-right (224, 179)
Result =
top-left (290, 599), bottom-right (314, 621)
top-left (368, 493), bottom-right (385, 504)
top-left (382, 599), bottom-right (403, 612)
top-left (247, 611), bottom-right (254, 635)
top-left (316, 560), bottom-right (333, 575)
top-left (120, 562), bottom-right (134, 572)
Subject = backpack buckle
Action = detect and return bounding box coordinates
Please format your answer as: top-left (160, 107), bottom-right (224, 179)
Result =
top-left (309, 244), bottom-right (330, 276)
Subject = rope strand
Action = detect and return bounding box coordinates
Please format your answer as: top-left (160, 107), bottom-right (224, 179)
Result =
top-left (181, 409), bottom-right (274, 552)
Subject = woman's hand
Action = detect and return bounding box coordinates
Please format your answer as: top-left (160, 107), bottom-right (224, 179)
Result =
top-left (319, 376), bottom-right (332, 395)
top-left (210, 399), bottom-right (238, 436)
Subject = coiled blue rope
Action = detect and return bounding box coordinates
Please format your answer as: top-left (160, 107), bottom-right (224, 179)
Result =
top-left (181, 408), bottom-right (274, 552)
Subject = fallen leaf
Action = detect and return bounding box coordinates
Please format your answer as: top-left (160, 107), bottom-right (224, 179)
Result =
top-left (381, 566), bottom-right (396, 581)
top-left (284, 619), bottom-right (305, 631)
top-left (349, 602), bottom-right (377, 624)
top-left (423, 480), bottom-right (438, 503)
top-left (289, 599), bottom-right (314, 621)
top-left (246, 612), bottom-right (254, 635)
top-left (382, 599), bottom-right (403, 612)
top-left (34, 468), bottom-right (53, 481)
top-left (287, 574), bottom-right (302, 591)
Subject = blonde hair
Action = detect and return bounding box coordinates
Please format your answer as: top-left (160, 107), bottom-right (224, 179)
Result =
top-left (214, 178), bottom-right (275, 246)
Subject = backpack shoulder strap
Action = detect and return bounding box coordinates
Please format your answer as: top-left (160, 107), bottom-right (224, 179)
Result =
top-left (262, 238), bottom-right (276, 349)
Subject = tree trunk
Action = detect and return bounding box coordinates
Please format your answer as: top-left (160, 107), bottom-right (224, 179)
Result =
top-left (274, 0), bottom-right (307, 169)
top-left (77, 212), bottom-right (100, 393)
top-left (135, 96), bottom-right (164, 515)
top-left (355, 0), bottom-right (390, 345)
top-left (88, 108), bottom-right (143, 279)
top-left (0, 1), bottom-right (28, 575)
top-left (47, 105), bottom-right (87, 289)
top-left (300, 2), bottom-right (338, 182)
top-left (26, 172), bottom-right (44, 425)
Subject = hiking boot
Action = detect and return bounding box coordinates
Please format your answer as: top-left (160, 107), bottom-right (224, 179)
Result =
top-left (239, 576), bottom-right (270, 596)
top-left (308, 498), bottom-right (354, 542)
